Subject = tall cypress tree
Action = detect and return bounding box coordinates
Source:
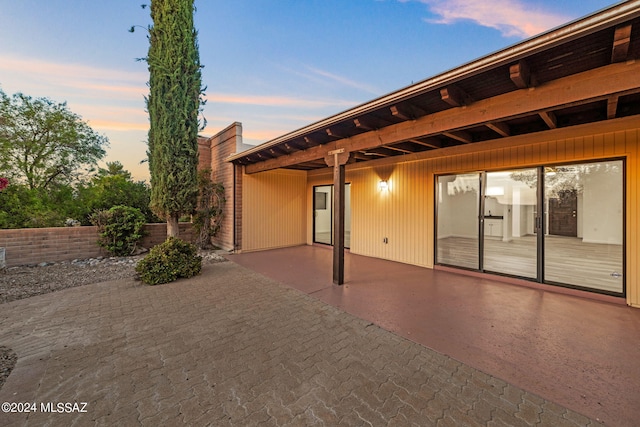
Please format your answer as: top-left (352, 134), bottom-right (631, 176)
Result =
top-left (146, 0), bottom-right (202, 237)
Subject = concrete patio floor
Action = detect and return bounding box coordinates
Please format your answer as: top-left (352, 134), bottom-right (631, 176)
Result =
top-left (0, 256), bottom-right (611, 426)
top-left (229, 245), bottom-right (640, 427)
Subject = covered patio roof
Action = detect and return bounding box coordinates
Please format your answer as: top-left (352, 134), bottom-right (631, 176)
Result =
top-left (228, 1), bottom-right (640, 173)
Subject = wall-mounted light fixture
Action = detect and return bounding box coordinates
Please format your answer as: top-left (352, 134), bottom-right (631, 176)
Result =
top-left (379, 180), bottom-right (389, 191)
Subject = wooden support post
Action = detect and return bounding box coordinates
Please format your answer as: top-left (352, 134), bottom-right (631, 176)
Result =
top-left (325, 148), bottom-right (350, 285)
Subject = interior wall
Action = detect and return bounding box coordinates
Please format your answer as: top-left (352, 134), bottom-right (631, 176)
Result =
top-left (314, 186), bottom-right (332, 234)
top-left (582, 164), bottom-right (623, 244)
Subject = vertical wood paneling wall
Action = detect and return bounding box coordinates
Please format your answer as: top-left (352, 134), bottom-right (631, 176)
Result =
top-left (304, 117), bottom-right (640, 307)
top-left (245, 117), bottom-right (640, 306)
top-left (242, 169), bottom-right (307, 251)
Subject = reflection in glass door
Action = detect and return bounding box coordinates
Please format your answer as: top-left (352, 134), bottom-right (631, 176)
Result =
top-left (435, 160), bottom-right (624, 296)
top-left (436, 173), bottom-right (480, 269)
top-left (544, 161), bottom-right (624, 293)
top-left (314, 185), bottom-right (332, 245)
top-left (483, 169), bottom-right (538, 278)
top-left (313, 184), bottom-right (351, 248)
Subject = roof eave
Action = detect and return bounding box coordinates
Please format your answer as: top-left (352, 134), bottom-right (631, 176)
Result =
top-left (228, 0), bottom-right (640, 163)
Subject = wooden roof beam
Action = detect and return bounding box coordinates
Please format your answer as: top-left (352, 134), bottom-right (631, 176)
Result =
top-left (326, 128), bottom-right (343, 139)
top-left (440, 86), bottom-right (472, 107)
top-left (383, 145), bottom-right (413, 154)
top-left (510, 60), bottom-right (531, 89)
top-left (539, 111), bottom-right (557, 129)
top-left (408, 138), bottom-right (441, 149)
top-left (390, 105), bottom-right (412, 121)
top-left (486, 122), bottom-right (511, 137)
top-left (443, 130), bottom-right (473, 144)
top-left (361, 150), bottom-right (389, 157)
top-left (284, 142), bottom-right (303, 151)
top-left (607, 95), bottom-right (619, 119)
top-left (354, 118), bottom-right (376, 131)
top-left (352, 152), bottom-right (371, 161)
top-left (243, 62), bottom-right (640, 173)
top-left (611, 23), bottom-right (632, 63)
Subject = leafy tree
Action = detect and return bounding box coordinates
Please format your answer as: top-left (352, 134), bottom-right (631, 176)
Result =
top-left (193, 169), bottom-right (225, 249)
top-left (144, 0), bottom-right (204, 237)
top-left (0, 161), bottom-right (159, 228)
top-left (96, 161), bottom-right (132, 180)
top-left (0, 89), bottom-right (109, 190)
top-left (74, 161), bottom-right (157, 223)
top-left (91, 205), bottom-right (147, 256)
top-left (0, 182), bottom-right (76, 228)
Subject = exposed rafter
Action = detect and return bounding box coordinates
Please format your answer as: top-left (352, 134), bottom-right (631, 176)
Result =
top-left (352, 152), bottom-right (371, 161)
top-left (486, 122), bottom-right (511, 137)
top-left (612, 23), bottom-right (632, 63)
top-left (510, 60), bottom-right (531, 89)
top-left (408, 138), bottom-right (441, 149)
top-left (443, 131), bottom-right (473, 144)
top-left (269, 147), bottom-right (287, 156)
top-left (243, 60), bottom-right (640, 174)
top-left (383, 145), bottom-right (412, 154)
top-left (230, 3), bottom-right (640, 166)
top-left (539, 111), bottom-right (558, 129)
top-left (390, 105), bottom-right (413, 121)
top-left (284, 142), bottom-right (303, 151)
top-left (354, 118), bottom-right (375, 131)
top-left (361, 150), bottom-right (389, 157)
top-left (607, 95), bottom-right (620, 119)
top-left (440, 86), bottom-right (472, 107)
top-left (326, 128), bottom-right (343, 139)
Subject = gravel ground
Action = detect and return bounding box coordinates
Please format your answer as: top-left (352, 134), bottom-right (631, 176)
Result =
top-left (0, 250), bottom-right (227, 391)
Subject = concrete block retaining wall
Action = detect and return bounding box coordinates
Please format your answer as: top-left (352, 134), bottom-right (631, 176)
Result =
top-left (0, 223), bottom-right (194, 267)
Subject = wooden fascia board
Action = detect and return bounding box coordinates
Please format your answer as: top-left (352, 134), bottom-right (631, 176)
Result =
top-left (245, 61), bottom-right (640, 174)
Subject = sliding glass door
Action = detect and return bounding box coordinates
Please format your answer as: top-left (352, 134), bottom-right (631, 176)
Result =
top-left (482, 169), bottom-right (538, 279)
top-left (435, 160), bottom-right (624, 295)
top-left (436, 173), bottom-right (480, 269)
top-left (543, 161), bottom-right (624, 293)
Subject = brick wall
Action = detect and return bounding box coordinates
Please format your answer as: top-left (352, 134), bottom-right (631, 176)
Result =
top-left (198, 122), bottom-right (244, 252)
top-left (0, 223), bottom-right (194, 267)
top-left (139, 223), bottom-right (194, 249)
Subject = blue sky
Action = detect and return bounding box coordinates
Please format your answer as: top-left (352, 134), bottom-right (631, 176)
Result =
top-left (0, 0), bottom-right (622, 180)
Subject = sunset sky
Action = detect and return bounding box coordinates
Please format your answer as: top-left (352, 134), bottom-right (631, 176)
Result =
top-left (0, 0), bottom-right (622, 180)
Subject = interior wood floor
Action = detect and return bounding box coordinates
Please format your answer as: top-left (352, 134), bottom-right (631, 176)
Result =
top-left (437, 235), bottom-right (623, 293)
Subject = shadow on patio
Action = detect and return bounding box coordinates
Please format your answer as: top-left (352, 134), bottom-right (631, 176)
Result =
top-left (228, 244), bottom-right (640, 427)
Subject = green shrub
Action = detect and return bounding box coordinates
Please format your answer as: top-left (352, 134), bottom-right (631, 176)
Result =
top-left (135, 237), bottom-right (202, 285)
top-left (91, 205), bottom-right (146, 256)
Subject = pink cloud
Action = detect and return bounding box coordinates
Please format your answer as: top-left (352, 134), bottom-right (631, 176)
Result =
top-left (415, 0), bottom-right (569, 38)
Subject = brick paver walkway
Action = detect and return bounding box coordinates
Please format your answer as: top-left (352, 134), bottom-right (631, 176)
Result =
top-left (0, 261), bottom-right (596, 426)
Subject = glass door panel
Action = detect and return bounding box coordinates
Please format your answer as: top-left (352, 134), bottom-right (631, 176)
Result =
top-left (544, 161), bottom-right (624, 293)
top-left (313, 184), bottom-right (351, 248)
top-left (483, 169), bottom-right (538, 278)
top-left (313, 185), bottom-right (332, 245)
top-left (436, 173), bottom-right (480, 269)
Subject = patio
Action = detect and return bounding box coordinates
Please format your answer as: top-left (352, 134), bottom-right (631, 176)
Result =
top-left (229, 245), bottom-right (640, 426)
top-left (0, 259), bottom-right (602, 426)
